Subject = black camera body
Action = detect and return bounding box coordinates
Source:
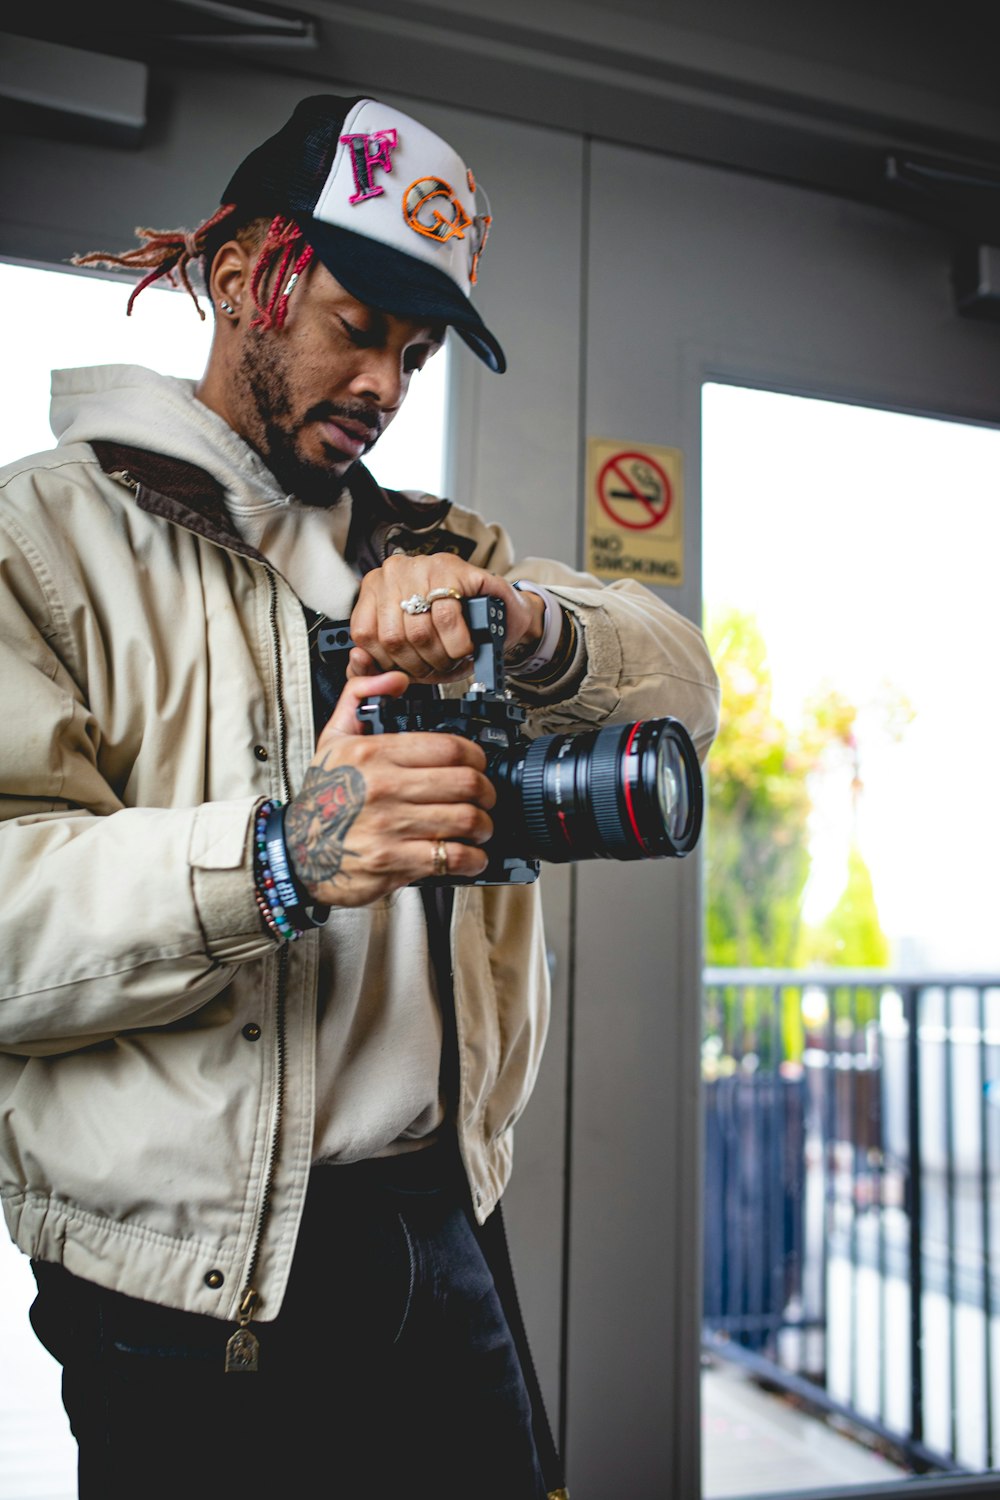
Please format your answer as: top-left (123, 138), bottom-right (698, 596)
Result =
top-left (317, 596), bottom-right (703, 887)
top-left (356, 597), bottom-right (541, 885)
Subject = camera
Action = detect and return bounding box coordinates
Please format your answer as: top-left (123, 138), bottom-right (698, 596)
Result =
top-left (317, 596), bottom-right (703, 886)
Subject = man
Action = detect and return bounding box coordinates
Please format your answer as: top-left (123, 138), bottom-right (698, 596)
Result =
top-left (0, 95), bottom-right (720, 1497)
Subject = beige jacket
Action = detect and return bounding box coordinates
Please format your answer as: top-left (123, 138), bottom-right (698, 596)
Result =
top-left (0, 365), bottom-right (720, 1323)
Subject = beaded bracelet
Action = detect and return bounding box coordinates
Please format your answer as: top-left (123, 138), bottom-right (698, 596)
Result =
top-left (253, 799), bottom-right (327, 942)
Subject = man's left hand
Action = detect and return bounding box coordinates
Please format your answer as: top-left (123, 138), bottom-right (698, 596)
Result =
top-left (346, 555), bottom-right (545, 684)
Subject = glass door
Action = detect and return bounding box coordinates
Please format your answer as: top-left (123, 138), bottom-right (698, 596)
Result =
top-left (568, 117), bottom-right (1000, 1492)
top-left (700, 381), bottom-right (1000, 1495)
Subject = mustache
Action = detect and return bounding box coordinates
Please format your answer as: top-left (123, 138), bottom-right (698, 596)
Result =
top-left (307, 399), bottom-right (384, 444)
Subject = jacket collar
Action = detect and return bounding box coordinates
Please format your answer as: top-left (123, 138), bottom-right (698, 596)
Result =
top-left (89, 439), bottom-right (452, 576)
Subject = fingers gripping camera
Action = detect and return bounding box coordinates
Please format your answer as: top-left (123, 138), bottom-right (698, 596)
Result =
top-left (319, 597), bottom-right (704, 887)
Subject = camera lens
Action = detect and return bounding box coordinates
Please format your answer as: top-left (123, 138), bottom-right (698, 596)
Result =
top-left (655, 732), bottom-right (690, 844)
top-left (489, 716), bottom-right (702, 864)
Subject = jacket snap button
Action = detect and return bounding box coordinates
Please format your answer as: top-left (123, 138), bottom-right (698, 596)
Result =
top-left (242, 1023), bottom-right (262, 1042)
top-left (204, 1269), bottom-right (224, 1289)
top-left (253, 744), bottom-right (269, 762)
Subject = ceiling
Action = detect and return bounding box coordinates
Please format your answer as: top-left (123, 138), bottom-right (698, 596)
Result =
top-left (5, 0), bottom-right (1000, 242)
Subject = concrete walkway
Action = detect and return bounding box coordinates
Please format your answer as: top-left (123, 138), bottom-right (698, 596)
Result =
top-left (702, 1355), bottom-right (909, 1496)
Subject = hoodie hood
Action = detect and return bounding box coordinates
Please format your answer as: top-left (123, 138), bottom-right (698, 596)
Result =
top-left (51, 364), bottom-right (286, 511)
top-left (50, 364), bottom-right (358, 618)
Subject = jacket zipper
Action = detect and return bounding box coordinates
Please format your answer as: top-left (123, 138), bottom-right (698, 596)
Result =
top-left (225, 569), bottom-right (292, 1372)
top-left (112, 473), bottom-right (301, 1369)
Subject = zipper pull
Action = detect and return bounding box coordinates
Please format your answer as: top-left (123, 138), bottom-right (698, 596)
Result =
top-left (224, 1287), bottom-right (260, 1372)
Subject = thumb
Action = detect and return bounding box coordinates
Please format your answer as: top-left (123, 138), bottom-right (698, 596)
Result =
top-left (318, 670), bottom-right (410, 745)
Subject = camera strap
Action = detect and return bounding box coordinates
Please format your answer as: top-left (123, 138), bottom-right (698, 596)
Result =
top-left (419, 884), bottom-right (567, 1498)
top-left (474, 1201), bottom-right (568, 1498)
top-left (420, 884), bottom-right (461, 1116)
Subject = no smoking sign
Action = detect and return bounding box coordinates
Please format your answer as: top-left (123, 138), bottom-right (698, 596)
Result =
top-left (586, 437), bottom-right (684, 584)
top-left (597, 451), bottom-right (672, 530)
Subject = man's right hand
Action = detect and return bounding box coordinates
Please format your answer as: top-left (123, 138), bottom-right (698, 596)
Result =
top-left (282, 672), bottom-right (495, 906)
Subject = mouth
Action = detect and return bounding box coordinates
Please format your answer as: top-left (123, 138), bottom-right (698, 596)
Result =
top-left (317, 414), bottom-right (380, 460)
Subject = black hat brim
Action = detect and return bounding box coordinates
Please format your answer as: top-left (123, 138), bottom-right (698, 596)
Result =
top-left (299, 216), bottom-right (506, 374)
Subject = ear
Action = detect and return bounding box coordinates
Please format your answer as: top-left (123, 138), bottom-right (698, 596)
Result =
top-left (208, 239), bottom-right (253, 321)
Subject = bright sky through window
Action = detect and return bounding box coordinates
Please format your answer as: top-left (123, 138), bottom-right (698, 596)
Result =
top-left (702, 381), bottom-right (1000, 972)
top-left (0, 261), bottom-right (450, 495)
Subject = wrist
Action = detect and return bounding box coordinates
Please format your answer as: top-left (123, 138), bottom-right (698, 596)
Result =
top-left (511, 589), bottom-right (546, 655)
top-left (253, 800), bottom-right (329, 942)
top-left (507, 581), bottom-right (563, 675)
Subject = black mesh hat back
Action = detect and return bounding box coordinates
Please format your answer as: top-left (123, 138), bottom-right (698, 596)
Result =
top-left (221, 95), bottom-right (362, 220)
top-left (218, 94), bottom-right (505, 372)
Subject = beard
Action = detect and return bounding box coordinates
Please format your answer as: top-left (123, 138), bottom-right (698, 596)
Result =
top-left (232, 331), bottom-right (382, 508)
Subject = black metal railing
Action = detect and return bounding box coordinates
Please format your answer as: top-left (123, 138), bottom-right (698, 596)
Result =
top-left (702, 968), bottom-right (1000, 1475)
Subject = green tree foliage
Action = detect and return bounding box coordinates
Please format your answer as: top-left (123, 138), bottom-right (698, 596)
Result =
top-left (799, 840), bottom-right (891, 1030)
top-left (797, 681), bottom-right (905, 976)
top-left (704, 607), bottom-right (856, 970)
top-left (704, 608), bottom-right (910, 1056)
top-left (801, 841), bottom-right (891, 969)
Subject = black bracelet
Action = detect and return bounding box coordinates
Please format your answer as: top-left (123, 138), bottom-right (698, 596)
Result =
top-left (253, 801), bottom-right (328, 941)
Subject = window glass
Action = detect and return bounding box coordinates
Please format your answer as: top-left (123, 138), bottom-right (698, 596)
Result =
top-left (701, 380), bottom-right (1000, 1495)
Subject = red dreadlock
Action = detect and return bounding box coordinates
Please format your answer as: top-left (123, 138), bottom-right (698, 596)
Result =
top-left (247, 217), bottom-right (315, 330)
top-left (71, 204), bottom-right (238, 319)
top-left (71, 209), bottom-right (314, 329)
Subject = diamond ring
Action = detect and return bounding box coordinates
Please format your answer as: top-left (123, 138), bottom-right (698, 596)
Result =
top-left (400, 593), bottom-right (431, 615)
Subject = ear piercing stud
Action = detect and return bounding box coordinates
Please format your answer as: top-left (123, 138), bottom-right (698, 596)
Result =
top-left (219, 300), bottom-right (235, 314)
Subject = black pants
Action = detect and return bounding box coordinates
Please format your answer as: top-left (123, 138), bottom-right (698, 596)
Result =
top-left (29, 1145), bottom-right (548, 1499)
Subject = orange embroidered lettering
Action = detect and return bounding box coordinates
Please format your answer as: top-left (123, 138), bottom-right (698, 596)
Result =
top-left (402, 178), bottom-right (472, 243)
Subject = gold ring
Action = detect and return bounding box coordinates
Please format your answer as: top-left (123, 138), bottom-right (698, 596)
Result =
top-left (425, 588), bottom-right (464, 606)
top-left (432, 840), bottom-right (448, 877)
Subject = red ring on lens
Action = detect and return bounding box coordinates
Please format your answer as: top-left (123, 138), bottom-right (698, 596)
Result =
top-left (622, 721), bottom-right (645, 851)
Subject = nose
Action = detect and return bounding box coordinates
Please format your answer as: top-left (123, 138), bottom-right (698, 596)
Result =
top-left (348, 349), bottom-right (408, 413)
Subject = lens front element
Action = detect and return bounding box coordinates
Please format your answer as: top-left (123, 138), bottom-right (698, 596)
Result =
top-left (494, 715), bottom-right (703, 865)
top-left (655, 732), bottom-right (690, 844)
top-left (618, 719), bottom-right (702, 858)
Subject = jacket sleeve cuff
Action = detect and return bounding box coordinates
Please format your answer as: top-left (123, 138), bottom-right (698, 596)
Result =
top-left (506, 597), bottom-right (587, 704)
top-left (188, 798), bottom-right (277, 961)
top-left (513, 584), bottom-right (720, 756)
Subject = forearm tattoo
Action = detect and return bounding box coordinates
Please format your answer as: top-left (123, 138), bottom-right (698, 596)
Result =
top-left (285, 763), bottom-right (365, 886)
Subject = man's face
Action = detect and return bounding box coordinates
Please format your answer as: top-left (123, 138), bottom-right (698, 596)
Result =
top-left (225, 261), bottom-right (443, 506)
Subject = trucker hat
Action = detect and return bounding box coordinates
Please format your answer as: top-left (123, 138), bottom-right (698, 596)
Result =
top-left (221, 94), bottom-right (505, 372)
